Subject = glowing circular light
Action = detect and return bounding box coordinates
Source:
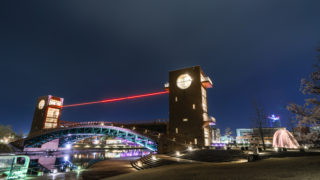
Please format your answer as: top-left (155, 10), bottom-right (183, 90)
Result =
top-left (93, 140), bottom-right (100, 144)
top-left (151, 155), bottom-right (157, 160)
top-left (177, 74), bottom-right (192, 89)
top-left (64, 155), bottom-right (69, 161)
top-left (38, 99), bottom-right (46, 110)
top-left (137, 161), bottom-right (142, 167)
top-left (65, 144), bottom-right (72, 149)
top-left (176, 151), bottom-right (181, 156)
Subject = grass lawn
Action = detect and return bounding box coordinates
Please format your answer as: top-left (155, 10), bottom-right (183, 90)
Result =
top-left (105, 156), bottom-right (320, 180)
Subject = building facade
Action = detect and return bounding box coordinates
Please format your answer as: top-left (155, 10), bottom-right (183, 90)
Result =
top-left (251, 127), bottom-right (282, 147)
top-left (236, 128), bottom-right (253, 145)
top-left (167, 66), bottom-right (214, 147)
top-left (29, 95), bottom-right (64, 135)
top-left (211, 127), bottom-right (221, 143)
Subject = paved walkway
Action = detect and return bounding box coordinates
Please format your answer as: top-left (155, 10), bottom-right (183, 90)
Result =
top-left (106, 156), bottom-right (320, 180)
top-left (155, 154), bottom-right (202, 163)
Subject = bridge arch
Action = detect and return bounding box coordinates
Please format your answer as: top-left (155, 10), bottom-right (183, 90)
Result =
top-left (23, 125), bottom-right (157, 151)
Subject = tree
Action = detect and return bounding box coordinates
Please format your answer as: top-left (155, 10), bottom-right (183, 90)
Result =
top-left (0, 125), bottom-right (15, 139)
top-left (287, 48), bottom-right (320, 145)
top-left (252, 101), bottom-right (267, 150)
top-left (287, 117), bottom-right (298, 133)
top-left (0, 124), bottom-right (22, 142)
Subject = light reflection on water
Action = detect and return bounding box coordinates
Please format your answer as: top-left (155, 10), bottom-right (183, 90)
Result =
top-left (27, 149), bottom-right (152, 175)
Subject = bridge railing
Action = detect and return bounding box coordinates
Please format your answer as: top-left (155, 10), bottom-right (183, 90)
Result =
top-left (59, 121), bottom-right (115, 128)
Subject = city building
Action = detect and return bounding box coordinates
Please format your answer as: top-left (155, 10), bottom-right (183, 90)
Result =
top-left (236, 127), bottom-right (284, 147)
top-left (251, 127), bottom-right (283, 147)
top-left (236, 128), bottom-right (253, 145)
top-left (311, 126), bottom-right (320, 134)
top-left (211, 127), bottom-right (221, 143)
top-left (167, 66), bottom-right (214, 147)
top-left (220, 135), bottom-right (235, 144)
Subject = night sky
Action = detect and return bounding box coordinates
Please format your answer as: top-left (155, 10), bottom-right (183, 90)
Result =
top-left (1, 1), bottom-right (320, 135)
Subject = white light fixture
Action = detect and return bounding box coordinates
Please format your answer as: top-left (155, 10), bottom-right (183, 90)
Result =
top-left (65, 144), bottom-right (72, 149)
top-left (137, 161), bottom-right (142, 167)
top-left (93, 140), bottom-right (99, 144)
top-left (177, 74), bottom-right (192, 89)
top-left (64, 155), bottom-right (69, 161)
top-left (176, 151), bottom-right (181, 156)
top-left (151, 155), bottom-right (157, 160)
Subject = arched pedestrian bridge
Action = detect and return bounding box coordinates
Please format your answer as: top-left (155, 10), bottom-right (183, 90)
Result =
top-left (13, 122), bottom-right (158, 151)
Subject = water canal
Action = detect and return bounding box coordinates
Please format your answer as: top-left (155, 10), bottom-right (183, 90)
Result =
top-left (12, 149), bottom-right (152, 180)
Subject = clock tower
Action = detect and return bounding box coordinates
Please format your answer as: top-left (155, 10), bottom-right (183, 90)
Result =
top-left (167, 66), bottom-right (214, 147)
top-left (29, 95), bottom-right (64, 135)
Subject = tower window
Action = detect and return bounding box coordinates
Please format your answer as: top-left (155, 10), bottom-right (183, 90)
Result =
top-left (194, 138), bottom-right (198, 145)
top-left (175, 96), bottom-right (178, 102)
top-left (203, 113), bottom-right (209, 121)
top-left (201, 86), bottom-right (208, 112)
top-left (183, 118), bottom-right (188, 122)
top-left (176, 128), bottom-right (179, 134)
top-left (192, 104), bottom-right (196, 110)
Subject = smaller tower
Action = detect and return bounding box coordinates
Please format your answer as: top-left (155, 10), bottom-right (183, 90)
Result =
top-left (29, 95), bottom-right (63, 135)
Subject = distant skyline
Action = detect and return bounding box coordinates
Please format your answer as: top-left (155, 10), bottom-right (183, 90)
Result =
top-left (1, 0), bottom-right (320, 134)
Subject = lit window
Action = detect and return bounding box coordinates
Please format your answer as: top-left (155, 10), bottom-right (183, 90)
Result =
top-left (201, 87), bottom-right (208, 112)
top-left (183, 118), bottom-right (188, 122)
top-left (176, 128), bottom-right (179, 134)
top-left (201, 86), bottom-right (207, 98)
top-left (47, 108), bottom-right (60, 118)
top-left (203, 113), bottom-right (209, 121)
top-left (201, 73), bottom-right (205, 82)
top-left (44, 123), bottom-right (57, 129)
top-left (205, 138), bottom-right (210, 146)
top-left (175, 96), bottom-right (178, 102)
top-left (192, 104), bottom-right (196, 110)
top-left (202, 98), bottom-right (207, 112)
top-left (44, 107), bottom-right (60, 129)
top-left (204, 128), bottom-right (209, 137)
top-left (194, 138), bottom-right (198, 145)
top-left (49, 99), bottom-right (62, 106)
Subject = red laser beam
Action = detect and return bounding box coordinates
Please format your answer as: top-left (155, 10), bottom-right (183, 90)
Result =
top-left (62, 90), bottom-right (169, 108)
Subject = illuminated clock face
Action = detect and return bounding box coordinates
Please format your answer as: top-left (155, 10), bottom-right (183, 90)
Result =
top-left (177, 74), bottom-right (192, 89)
top-left (38, 99), bottom-right (45, 110)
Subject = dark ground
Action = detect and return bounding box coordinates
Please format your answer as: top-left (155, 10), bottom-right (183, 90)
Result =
top-left (81, 160), bottom-right (136, 180)
top-left (105, 156), bottom-right (320, 180)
